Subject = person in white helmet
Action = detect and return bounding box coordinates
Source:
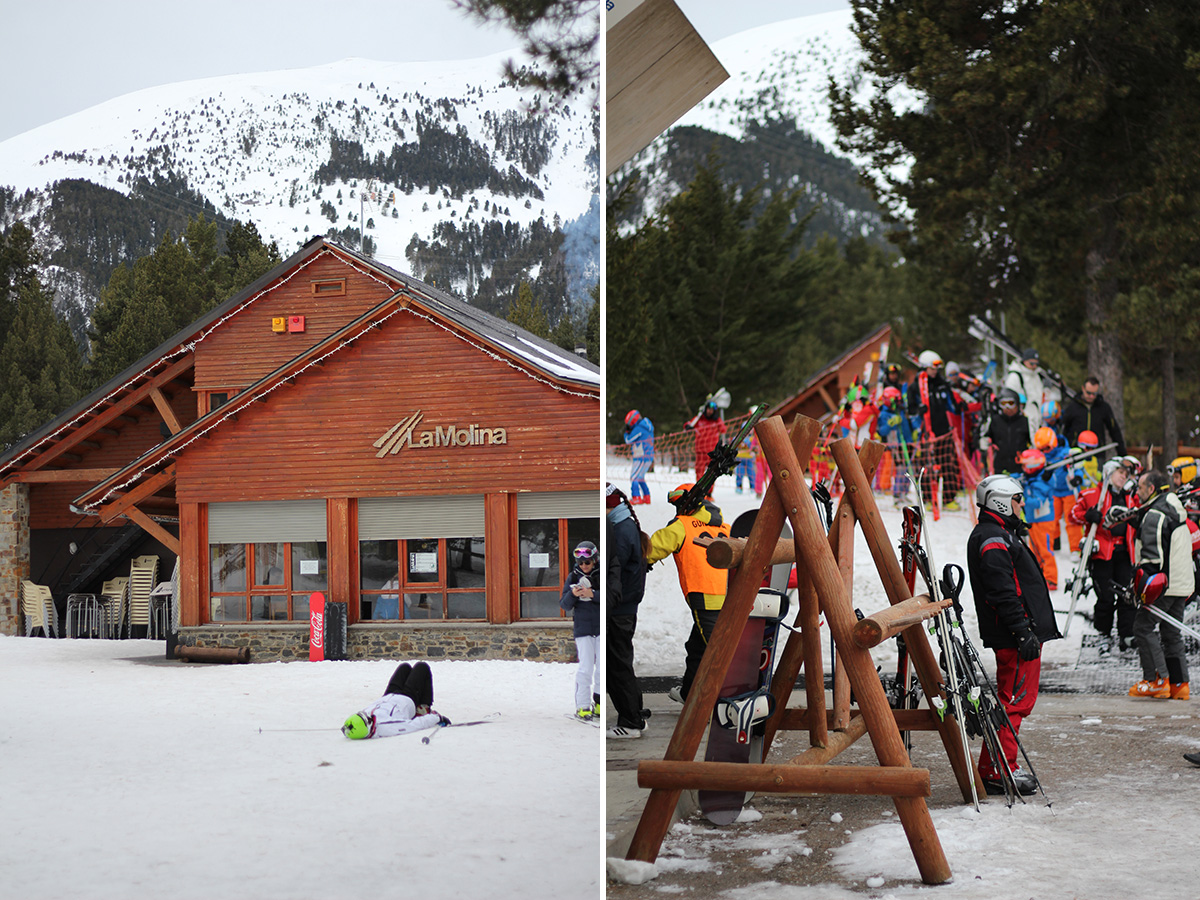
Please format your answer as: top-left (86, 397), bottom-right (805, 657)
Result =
top-left (966, 474), bottom-right (1061, 795)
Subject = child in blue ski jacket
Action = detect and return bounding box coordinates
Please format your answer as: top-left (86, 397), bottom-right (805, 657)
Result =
top-left (623, 410), bottom-right (655, 504)
top-left (1020, 450), bottom-right (1060, 590)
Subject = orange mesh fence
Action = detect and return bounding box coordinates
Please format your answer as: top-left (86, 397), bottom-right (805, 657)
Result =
top-left (607, 414), bottom-right (984, 512)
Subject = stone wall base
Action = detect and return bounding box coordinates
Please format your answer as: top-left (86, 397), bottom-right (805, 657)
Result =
top-left (178, 622), bottom-right (578, 663)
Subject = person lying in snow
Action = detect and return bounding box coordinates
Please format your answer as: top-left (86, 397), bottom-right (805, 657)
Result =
top-left (342, 661), bottom-right (450, 739)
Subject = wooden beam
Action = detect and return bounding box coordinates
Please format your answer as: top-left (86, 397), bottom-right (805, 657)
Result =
top-left (638, 761), bottom-right (930, 798)
top-left (98, 464), bottom-right (177, 524)
top-left (627, 417), bottom-right (812, 865)
top-left (149, 387), bottom-right (182, 434)
top-left (13, 467), bottom-right (120, 483)
top-left (20, 354), bottom-right (194, 472)
top-left (760, 423), bottom-right (951, 885)
top-left (122, 505), bottom-right (181, 556)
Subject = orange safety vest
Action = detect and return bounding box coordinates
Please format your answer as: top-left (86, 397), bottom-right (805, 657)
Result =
top-left (672, 513), bottom-right (731, 598)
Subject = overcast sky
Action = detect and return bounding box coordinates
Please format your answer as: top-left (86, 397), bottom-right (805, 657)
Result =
top-left (0, 0), bottom-right (849, 145)
top-left (678, 0), bottom-right (849, 43)
top-left (0, 0), bottom-right (522, 143)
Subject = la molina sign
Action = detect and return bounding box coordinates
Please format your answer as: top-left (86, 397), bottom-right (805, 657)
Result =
top-left (373, 410), bottom-right (508, 458)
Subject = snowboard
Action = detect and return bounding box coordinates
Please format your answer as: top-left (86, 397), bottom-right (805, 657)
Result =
top-left (699, 508), bottom-right (793, 824)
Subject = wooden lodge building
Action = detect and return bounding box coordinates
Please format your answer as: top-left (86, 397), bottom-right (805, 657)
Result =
top-left (0, 238), bottom-right (601, 662)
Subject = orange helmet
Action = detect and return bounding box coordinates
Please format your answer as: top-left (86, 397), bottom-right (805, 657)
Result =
top-left (1034, 426), bottom-right (1058, 451)
top-left (1020, 449), bottom-right (1046, 474)
top-left (667, 483), bottom-right (694, 505)
top-left (1077, 430), bottom-right (1099, 449)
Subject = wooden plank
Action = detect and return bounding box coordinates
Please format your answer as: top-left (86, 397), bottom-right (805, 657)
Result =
top-left (179, 502), bottom-right (202, 627)
top-left (98, 464), bottom-right (177, 524)
top-left (485, 493), bottom-right (514, 624)
top-left (150, 387), bottom-right (182, 434)
top-left (123, 505), bottom-right (181, 556)
top-left (761, 422), bottom-right (951, 885)
top-left (606, 0), bottom-right (728, 174)
top-left (14, 468), bottom-right (119, 483)
top-left (327, 498), bottom-right (351, 606)
top-left (638, 761), bottom-right (930, 798)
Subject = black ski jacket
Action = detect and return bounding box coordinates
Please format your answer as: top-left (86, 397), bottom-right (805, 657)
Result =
top-left (607, 507), bottom-right (646, 617)
top-left (1061, 393), bottom-right (1126, 455)
top-left (982, 411), bottom-right (1031, 474)
top-left (967, 510), bottom-right (1062, 649)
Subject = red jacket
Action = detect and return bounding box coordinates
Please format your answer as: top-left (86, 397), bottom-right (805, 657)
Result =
top-left (1068, 485), bottom-right (1137, 560)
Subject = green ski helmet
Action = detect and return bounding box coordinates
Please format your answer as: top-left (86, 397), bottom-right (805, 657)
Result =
top-left (342, 713), bottom-right (372, 740)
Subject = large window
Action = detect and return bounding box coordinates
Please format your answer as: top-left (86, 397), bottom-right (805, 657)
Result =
top-left (518, 517), bottom-right (599, 618)
top-left (359, 536), bottom-right (486, 620)
top-left (208, 500), bottom-right (327, 623)
top-left (209, 541), bottom-right (328, 621)
top-left (358, 495), bottom-right (487, 622)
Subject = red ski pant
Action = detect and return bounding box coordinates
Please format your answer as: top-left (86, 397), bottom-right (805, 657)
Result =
top-left (1028, 521), bottom-right (1058, 589)
top-left (978, 648), bottom-right (1041, 779)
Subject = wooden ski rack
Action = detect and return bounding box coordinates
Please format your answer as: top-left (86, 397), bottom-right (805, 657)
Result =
top-left (625, 414), bottom-right (985, 885)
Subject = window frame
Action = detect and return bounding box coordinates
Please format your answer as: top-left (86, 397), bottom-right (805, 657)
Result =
top-left (358, 536), bottom-right (487, 622)
top-left (208, 540), bottom-right (328, 623)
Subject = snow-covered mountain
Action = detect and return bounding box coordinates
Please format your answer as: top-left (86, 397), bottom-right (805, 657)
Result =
top-left (0, 51), bottom-right (598, 334)
top-left (614, 10), bottom-right (913, 241)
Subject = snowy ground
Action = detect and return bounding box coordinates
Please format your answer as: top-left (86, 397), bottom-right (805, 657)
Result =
top-left (0, 639), bottom-right (601, 899)
top-left (607, 457), bottom-right (1200, 898)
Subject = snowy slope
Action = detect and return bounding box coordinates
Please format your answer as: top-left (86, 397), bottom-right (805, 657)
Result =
top-left (0, 52), bottom-right (597, 284)
top-left (619, 9), bottom-right (916, 225)
top-left (0, 640), bottom-right (601, 899)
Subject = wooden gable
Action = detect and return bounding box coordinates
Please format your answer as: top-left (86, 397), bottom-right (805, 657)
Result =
top-left (174, 305), bottom-right (600, 503)
top-left (193, 251), bottom-right (397, 394)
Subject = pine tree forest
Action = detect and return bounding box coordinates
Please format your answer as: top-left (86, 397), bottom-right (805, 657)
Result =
top-left (609, 2), bottom-right (1200, 453)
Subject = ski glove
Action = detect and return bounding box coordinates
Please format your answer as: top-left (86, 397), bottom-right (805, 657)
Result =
top-left (1084, 506), bottom-right (1102, 526)
top-left (437, 715), bottom-right (452, 727)
top-left (1040, 469), bottom-right (1052, 481)
top-left (1016, 629), bottom-right (1041, 661)
top-left (1104, 505), bottom-right (1130, 528)
top-left (1069, 474), bottom-right (1084, 488)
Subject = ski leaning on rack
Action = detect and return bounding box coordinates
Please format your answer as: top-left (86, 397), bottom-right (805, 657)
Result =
top-left (904, 471), bottom-right (978, 811)
top-left (892, 506), bottom-right (926, 752)
top-left (939, 564), bottom-right (1050, 807)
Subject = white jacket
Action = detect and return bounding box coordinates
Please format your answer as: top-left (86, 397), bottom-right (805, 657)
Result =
top-left (357, 694), bottom-right (442, 738)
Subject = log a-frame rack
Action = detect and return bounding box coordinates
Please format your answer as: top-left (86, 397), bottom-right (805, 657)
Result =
top-left (625, 413), bottom-right (988, 885)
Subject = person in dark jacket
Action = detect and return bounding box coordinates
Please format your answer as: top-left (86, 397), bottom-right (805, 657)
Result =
top-left (1060, 377), bottom-right (1126, 456)
top-left (606, 484), bottom-right (648, 738)
top-left (967, 474), bottom-right (1062, 795)
top-left (979, 388), bottom-right (1030, 475)
top-left (560, 541), bottom-right (600, 722)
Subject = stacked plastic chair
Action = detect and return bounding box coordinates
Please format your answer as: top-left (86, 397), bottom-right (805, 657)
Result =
top-left (99, 577), bottom-right (129, 639)
top-left (19, 581), bottom-right (58, 638)
top-left (127, 556), bottom-right (159, 638)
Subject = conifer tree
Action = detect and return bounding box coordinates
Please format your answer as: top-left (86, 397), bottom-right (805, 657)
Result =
top-left (0, 282), bottom-right (84, 450)
top-left (506, 280), bottom-right (550, 338)
top-left (830, 1), bottom-right (1200, 429)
